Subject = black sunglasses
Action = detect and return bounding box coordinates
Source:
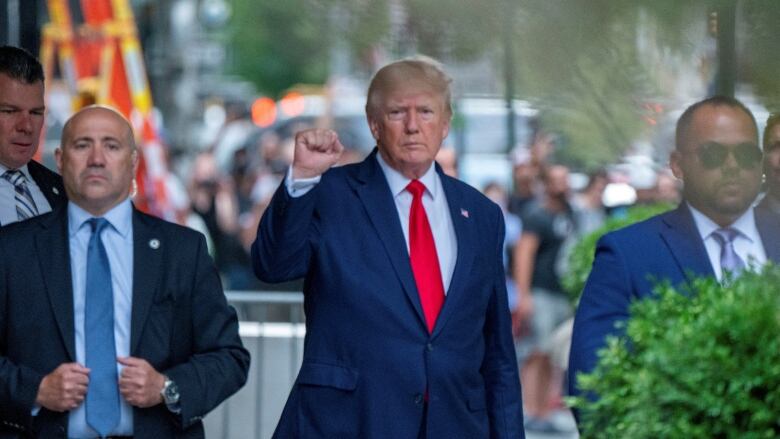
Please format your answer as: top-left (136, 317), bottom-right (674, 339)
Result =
top-left (694, 142), bottom-right (763, 170)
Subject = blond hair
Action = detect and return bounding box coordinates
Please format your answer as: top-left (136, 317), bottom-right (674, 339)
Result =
top-left (365, 56), bottom-right (453, 118)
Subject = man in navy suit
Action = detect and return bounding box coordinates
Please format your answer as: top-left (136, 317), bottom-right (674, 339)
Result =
top-left (0, 106), bottom-right (249, 438)
top-left (569, 96), bottom-right (780, 411)
top-left (0, 45), bottom-right (65, 227)
top-left (252, 57), bottom-right (524, 438)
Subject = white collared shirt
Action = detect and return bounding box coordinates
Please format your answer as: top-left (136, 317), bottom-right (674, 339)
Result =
top-left (67, 198), bottom-right (134, 438)
top-left (285, 155), bottom-right (458, 293)
top-left (0, 162), bottom-right (52, 225)
top-left (688, 204), bottom-right (767, 281)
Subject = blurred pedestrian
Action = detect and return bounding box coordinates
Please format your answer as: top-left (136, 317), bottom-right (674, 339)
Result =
top-left (758, 113), bottom-right (780, 215)
top-left (513, 164), bottom-right (575, 433)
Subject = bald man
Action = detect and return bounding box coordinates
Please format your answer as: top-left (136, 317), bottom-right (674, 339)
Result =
top-left (0, 106), bottom-right (249, 438)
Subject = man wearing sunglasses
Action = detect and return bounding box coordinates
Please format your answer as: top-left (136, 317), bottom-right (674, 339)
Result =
top-left (568, 96), bottom-right (780, 421)
top-left (758, 114), bottom-right (780, 216)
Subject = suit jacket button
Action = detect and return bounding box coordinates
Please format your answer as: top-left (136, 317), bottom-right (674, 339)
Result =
top-left (426, 342), bottom-right (433, 352)
top-left (414, 393), bottom-right (424, 405)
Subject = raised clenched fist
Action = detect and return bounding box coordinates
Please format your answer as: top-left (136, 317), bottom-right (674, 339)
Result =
top-left (292, 128), bottom-right (345, 179)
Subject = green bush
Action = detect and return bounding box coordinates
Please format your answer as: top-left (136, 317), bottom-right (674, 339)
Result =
top-left (562, 203), bottom-right (674, 303)
top-left (569, 265), bottom-right (780, 439)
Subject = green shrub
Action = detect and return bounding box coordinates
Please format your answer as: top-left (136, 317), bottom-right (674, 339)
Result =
top-left (569, 265), bottom-right (780, 439)
top-left (562, 203), bottom-right (674, 303)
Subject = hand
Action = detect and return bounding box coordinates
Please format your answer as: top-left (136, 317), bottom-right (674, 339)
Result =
top-left (292, 128), bottom-right (344, 179)
top-left (117, 357), bottom-right (165, 408)
top-left (511, 292), bottom-right (534, 338)
top-left (35, 363), bottom-right (90, 412)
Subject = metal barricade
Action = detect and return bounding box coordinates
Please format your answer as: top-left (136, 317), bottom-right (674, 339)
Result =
top-left (204, 290), bottom-right (305, 439)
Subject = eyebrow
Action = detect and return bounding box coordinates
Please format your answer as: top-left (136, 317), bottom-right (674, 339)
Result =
top-left (71, 135), bottom-right (123, 143)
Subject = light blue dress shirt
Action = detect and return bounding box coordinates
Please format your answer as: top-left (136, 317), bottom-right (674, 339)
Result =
top-left (67, 199), bottom-right (134, 438)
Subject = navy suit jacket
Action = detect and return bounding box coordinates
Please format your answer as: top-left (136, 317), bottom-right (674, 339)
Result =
top-left (0, 160), bottom-right (66, 228)
top-left (569, 204), bottom-right (780, 399)
top-left (252, 150), bottom-right (524, 438)
top-left (0, 204), bottom-right (249, 439)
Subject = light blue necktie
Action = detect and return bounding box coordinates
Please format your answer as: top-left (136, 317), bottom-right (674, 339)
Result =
top-left (85, 218), bottom-right (120, 437)
top-left (2, 169), bottom-right (39, 220)
top-left (711, 227), bottom-right (746, 276)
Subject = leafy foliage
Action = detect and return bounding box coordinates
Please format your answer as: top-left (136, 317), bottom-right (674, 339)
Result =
top-left (569, 265), bottom-right (780, 438)
top-left (562, 203), bottom-right (673, 303)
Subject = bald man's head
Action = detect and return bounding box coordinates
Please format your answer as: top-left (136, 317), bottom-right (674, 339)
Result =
top-left (56, 105), bottom-right (139, 216)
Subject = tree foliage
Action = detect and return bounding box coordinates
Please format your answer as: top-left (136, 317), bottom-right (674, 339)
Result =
top-left (569, 265), bottom-right (780, 438)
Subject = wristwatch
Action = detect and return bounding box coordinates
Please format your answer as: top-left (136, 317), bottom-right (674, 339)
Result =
top-left (160, 376), bottom-right (181, 412)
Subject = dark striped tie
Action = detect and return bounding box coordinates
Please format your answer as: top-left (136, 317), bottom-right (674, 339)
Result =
top-left (2, 169), bottom-right (39, 220)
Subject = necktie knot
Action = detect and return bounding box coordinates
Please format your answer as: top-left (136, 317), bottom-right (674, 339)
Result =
top-left (2, 169), bottom-right (25, 187)
top-left (712, 227), bottom-right (740, 245)
top-left (406, 179), bottom-right (426, 199)
top-left (88, 217), bottom-right (110, 234)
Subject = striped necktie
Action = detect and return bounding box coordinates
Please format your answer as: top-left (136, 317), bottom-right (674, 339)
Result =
top-left (2, 169), bottom-right (39, 220)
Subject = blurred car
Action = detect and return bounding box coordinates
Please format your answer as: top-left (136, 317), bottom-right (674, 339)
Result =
top-left (451, 97), bottom-right (538, 191)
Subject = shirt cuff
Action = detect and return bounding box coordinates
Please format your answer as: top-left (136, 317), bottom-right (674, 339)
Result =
top-left (285, 165), bottom-right (321, 198)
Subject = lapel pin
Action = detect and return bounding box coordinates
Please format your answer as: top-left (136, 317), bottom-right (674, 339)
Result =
top-left (52, 187), bottom-right (59, 195)
top-left (149, 238), bottom-right (160, 250)
top-left (460, 208), bottom-right (469, 218)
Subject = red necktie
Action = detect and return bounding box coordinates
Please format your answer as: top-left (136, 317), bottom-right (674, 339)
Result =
top-left (407, 179), bottom-right (445, 333)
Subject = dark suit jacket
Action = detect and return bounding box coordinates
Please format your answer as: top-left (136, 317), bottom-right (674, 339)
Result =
top-left (252, 150), bottom-right (524, 439)
top-left (569, 204), bottom-right (780, 399)
top-left (0, 204), bottom-right (250, 439)
top-left (0, 160), bottom-right (66, 228)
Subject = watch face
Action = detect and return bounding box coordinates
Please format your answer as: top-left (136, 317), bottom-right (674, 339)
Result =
top-left (164, 380), bottom-right (180, 403)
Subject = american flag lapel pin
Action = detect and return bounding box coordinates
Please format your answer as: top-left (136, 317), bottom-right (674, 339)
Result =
top-left (460, 208), bottom-right (469, 218)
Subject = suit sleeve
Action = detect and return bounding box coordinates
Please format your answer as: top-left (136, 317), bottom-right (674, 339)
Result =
top-left (164, 234), bottom-right (250, 428)
top-left (568, 233), bottom-right (633, 399)
top-left (481, 208), bottom-right (525, 438)
top-left (251, 178), bottom-right (318, 283)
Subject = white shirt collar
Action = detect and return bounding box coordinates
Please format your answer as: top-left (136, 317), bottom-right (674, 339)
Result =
top-left (375, 153), bottom-right (439, 199)
top-left (687, 202), bottom-right (759, 244)
top-left (68, 198), bottom-right (133, 239)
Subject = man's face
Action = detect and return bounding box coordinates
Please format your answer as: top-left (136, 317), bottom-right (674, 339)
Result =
top-left (763, 123), bottom-right (780, 199)
top-left (545, 165), bottom-right (570, 200)
top-left (670, 105), bottom-right (761, 225)
top-left (0, 73), bottom-right (45, 169)
top-left (56, 107), bottom-right (138, 216)
top-left (369, 86), bottom-right (450, 180)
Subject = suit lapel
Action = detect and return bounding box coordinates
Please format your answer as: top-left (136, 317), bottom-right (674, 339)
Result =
top-left (431, 173), bottom-right (474, 339)
top-left (352, 151), bottom-right (427, 328)
top-left (36, 207), bottom-right (76, 360)
top-left (129, 208), bottom-right (163, 354)
top-left (660, 204), bottom-right (715, 281)
top-left (27, 160), bottom-right (62, 208)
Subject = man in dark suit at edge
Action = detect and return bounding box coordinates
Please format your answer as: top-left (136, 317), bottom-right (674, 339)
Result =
top-left (0, 45), bottom-right (65, 226)
top-left (252, 57), bottom-right (524, 438)
top-left (0, 105), bottom-right (249, 438)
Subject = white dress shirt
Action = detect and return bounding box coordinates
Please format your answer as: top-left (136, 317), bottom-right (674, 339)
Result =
top-left (688, 204), bottom-right (767, 282)
top-left (0, 162), bottom-right (52, 225)
top-left (67, 198), bottom-right (134, 438)
top-left (285, 154), bottom-right (458, 293)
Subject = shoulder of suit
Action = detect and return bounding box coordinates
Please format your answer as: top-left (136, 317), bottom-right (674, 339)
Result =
top-left (600, 208), bottom-right (673, 244)
top-left (133, 208), bottom-right (206, 241)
